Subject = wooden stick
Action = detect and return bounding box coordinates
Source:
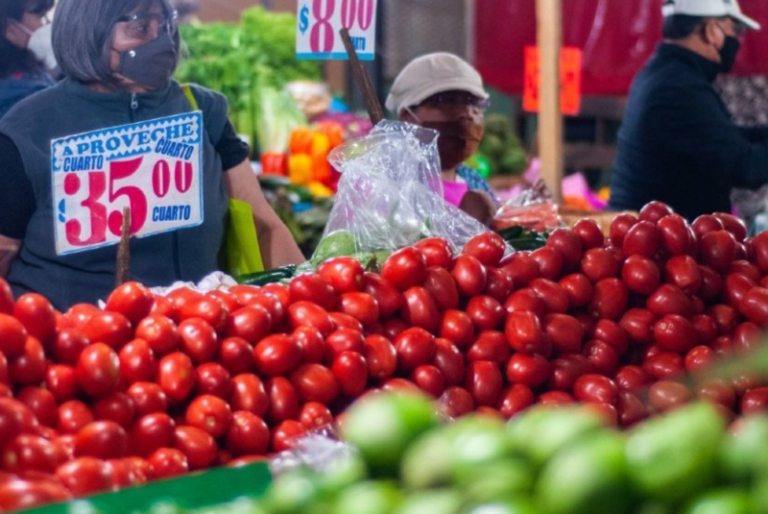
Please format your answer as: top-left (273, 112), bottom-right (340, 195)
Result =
top-left (115, 208), bottom-right (131, 287)
top-left (340, 27), bottom-right (384, 124)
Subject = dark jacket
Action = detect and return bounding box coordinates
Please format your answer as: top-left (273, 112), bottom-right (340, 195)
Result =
top-left (0, 70), bottom-right (54, 120)
top-left (609, 43), bottom-right (768, 220)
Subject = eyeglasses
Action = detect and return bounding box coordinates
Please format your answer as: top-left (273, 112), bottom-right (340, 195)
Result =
top-left (116, 10), bottom-right (178, 41)
top-left (416, 91), bottom-right (491, 112)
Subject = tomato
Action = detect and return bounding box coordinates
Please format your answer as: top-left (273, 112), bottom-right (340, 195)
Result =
top-left (653, 314), bottom-right (698, 355)
top-left (684, 345), bottom-right (715, 374)
top-left (658, 214), bottom-right (694, 256)
top-left (186, 395), bottom-right (232, 438)
top-left (696, 380), bottom-right (736, 409)
top-left (461, 233), bottom-right (504, 267)
top-left (229, 374), bottom-right (269, 417)
top-left (50, 327), bottom-right (89, 367)
top-left (157, 352), bottom-right (196, 404)
top-left (105, 282), bottom-right (153, 324)
top-left (225, 306), bottom-right (272, 345)
top-left (206, 290), bottom-right (241, 315)
top-left (751, 232), bottom-right (768, 273)
top-left (10, 337), bottom-right (46, 386)
top-left (13, 294), bottom-right (56, 346)
top-left (400, 287), bottom-right (440, 334)
top-left (619, 255), bottom-right (659, 296)
top-left (127, 382), bottom-right (168, 417)
top-left (729, 261), bottom-right (761, 283)
top-left (530, 278), bottom-right (569, 314)
top-left (394, 328), bottom-right (436, 371)
top-left (698, 230), bottom-right (737, 272)
top-left (43, 365), bottom-right (77, 404)
top-left (271, 420), bottom-right (305, 452)
top-left (609, 213), bottom-right (638, 247)
top-left (708, 303), bottom-right (739, 335)
top-left (414, 237), bottom-right (454, 268)
top-left (619, 309), bottom-right (656, 346)
top-left (691, 214), bottom-right (724, 238)
top-left (329, 351), bottom-right (367, 398)
top-left (421, 267), bottom-right (460, 312)
top-left (642, 352), bottom-right (684, 380)
top-left (264, 377), bottom-right (299, 424)
top-left (298, 403), bottom-right (333, 431)
top-left (590, 319), bottom-right (629, 356)
top-left (464, 296), bottom-right (504, 332)
top-left (383, 319), bottom-right (408, 341)
top-left (0, 314), bottom-right (27, 360)
top-left (648, 381), bottom-right (691, 413)
top-left (329, 312), bottom-right (364, 332)
top-left (226, 411), bottom-right (270, 456)
top-left (688, 315), bottom-right (716, 347)
top-left (432, 338), bottom-right (465, 387)
top-left (362, 273), bottom-right (404, 321)
top-left (246, 294), bottom-right (285, 332)
top-left (498, 384), bottom-right (535, 419)
top-left (92, 392), bottom-right (135, 429)
top-left (543, 229), bottom-right (581, 271)
top-left (646, 284), bottom-right (693, 318)
top-left (614, 365), bottom-right (653, 394)
top-left (572, 219), bottom-right (604, 250)
top-left (483, 268), bottom-right (515, 304)
top-left (73, 421), bottom-right (128, 461)
top-left (2, 434), bottom-right (59, 473)
top-left (324, 328), bottom-right (365, 364)
top-left (583, 340), bottom-right (620, 375)
top-left (252, 334), bottom-right (302, 377)
top-left (364, 335), bottom-right (397, 381)
top-left (466, 330), bottom-right (508, 364)
top-left (192, 363), bottom-right (231, 400)
top-left (623, 221), bottom-right (662, 258)
top-left (617, 391), bottom-right (648, 427)
top-left (739, 287), bottom-right (768, 326)
top-left (581, 248), bottom-right (620, 282)
top-left (115, 338), bottom-right (155, 386)
top-left (712, 212), bottom-right (747, 242)
top-left (288, 327), bottom-right (323, 366)
top-left (504, 289), bottom-right (547, 318)
top-left (176, 318), bottom-right (218, 364)
top-left (148, 447), bottom-right (189, 479)
top-left (438, 387), bottom-right (475, 418)
top-left (451, 255), bottom-right (488, 297)
top-left (216, 337), bottom-right (253, 375)
top-left (439, 309), bottom-right (475, 348)
top-left (590, 278), bottom-right (629, 320)
top-left (547, 354), bottom-right (594, 391)
top-left (638, 201), bottom-right (674, 223)
top-left (559, 273), bottom-right (594, 309)
top-left (722, 273), bottom-right (755, 310)
top-left (505, 310), bottom-right (548, 355)
top-left (734, 321), bottom-right (763, 355)
top-left (711, 336), bottom-right (734, 358)
top-left (287, 301), bottom-right (333, 337)
top-left (81, 311), bottom-right (132, 350)
top-left (75, 343), bottom-right (120, 399)
top-left (288, 364), bottom-right (339, 406)
top-left (134, 314), bottom-right (178, 357)
top-left (289, 274), bottom-right (337, 311)
top-left (54, 457), bottom-right (112, 497)
top-left (108, 457), bottom-right (149, 488)
top-left (501, 252), bottom-right (540, 287)
top-left (174, 425), bottom-right (217, 470)
top-left (129, 413), bottom-right (175, 457)
top-left (741, 387), bottom-right (768, 415)
top-left (409, 365), bottom-right (445, 397)
top-left (338, 292), bottom-right (379, 327)
top-left (543, 313), bottom-right (584, 354)
top-left (695, 266), bottom-right (722, 302)
top-left (531, 247), bottom-right (564, 280)
top-left (261, 283), bottom-right (291, 312)
top-left (166, 288), bottom-right (205, 317)
top-left (538, 391), bottom-right (575, 405)
top-left (150, 295), bottom-right (175, 319)
top-left (573, 374), bottom-right (619, 405)
top-left (505, 353), bottom-right (550, 387)
top-left (381, 248), bottom-right (428, 291)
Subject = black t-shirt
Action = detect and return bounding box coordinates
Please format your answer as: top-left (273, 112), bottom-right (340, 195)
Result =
top-left (0, 120), bottom-right (249, 240)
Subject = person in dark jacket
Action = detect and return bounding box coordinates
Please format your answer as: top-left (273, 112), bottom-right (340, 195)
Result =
top-left (609, 0), bottom-right (768, 221)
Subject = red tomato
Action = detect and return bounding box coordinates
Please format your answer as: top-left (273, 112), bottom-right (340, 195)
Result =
top-left (654, 315), bottom-right (698, 354)
top-left (734, 322), bottom-right (763, 355)
top-left (81, 311), bottom-right (132, 350)
top-left (617, 391), bottom-right (648, 428)
top-left (619, 308), bottom-right (656, 345)
top-left (207, 290), bottom-right (241, 315)
top-left (166, 288), bottom-right (205, 317)
top-left (505, 353), bottom-right (550, 387)
top-left (739, 287), bottom-right (768, 326)
top-left (157, 352), bottom-right (196, 404)
top-left (177, 318), bottom-right (218, 364)
top-left (699, 230), bottom-right (737, 272)
top-left (751, 232), bottom-right (768, 273)
top-left (105, 282), bottom-right (153, 325)
top-left (186, 395), bottom-right (232, 438)
top-left (573, 374), bottom-right (618, 405)
top-left (663, 256), bottom-right (702, 296)
top-left (649, 381), bottom-right (692, 412)
top-left (362, 273), bottom-right (404, 321)
top-left (383, 319), bottom-right (408, 340)
top-left (408, 365), bottom-right (444, 397)
top-left (646, 284), bottom-right (693, 318)
top-left (246, 294), bottom-right (285, 332)
top-left (92, 393), bottom-right (135, 429)
top-left (253, 334), bottom-right (302, 377)
top-left (547, 354), bottom-right (594, 391)
top-left (364, 335), bottom-right (397, 381)
top-left (2, 435), bottom-right (59, 473)
top-left (505, 310), bottom-right (548, 355)
top-left (463, 232), bottom-right (507, 267)
top-left (56, 457), bottom-right (112, 496)
top-left (45, 365), bottom-right (78, 403)
top-left (741, 387), bottom-right (768, 415)
top-left (174, 425), bottom-right (216, 470)
top-left (621, 255), bottom-right (661, 295)
top-left (464, 361), bottom-right (503, 407)
top-left (692, 214), bottom-right (725, 238)
top-left (467, 330), bottom-right (509, 364)
top-left (583, 340), bottom-right (620, 375)
top-left (147, 448), bottom-right (189, 479)
top-left (331, 351), bottom-right (367, 398)
top-left (684, 345), bottom-right (716, 374)
top-left (330, 312), bottom-right (364, 332)
top-left (289, 274), bottom-right (336, 311)
top-left (324, 328), bottom-right (365, 363)
top-left (51, 327), bottom-right (89, 366)
top-left (432, 338), bottom-right (465, 386)
top-left (558, 273), bottom-right (594, 309)
top-left (581, 248), bottom-right (620, 282)
top-left (545, 228), bottom-right (583, 271)
top-left (13, 294), bottom-right (56, 346)
top-left (639, 201), bottom-right (674, 223)
top-left (261, 284), bottom-right (291, 312)
top-left (381, 248), bottom-right (428, 291)
top-left (590, 278), bottom-right (629, 320)
top-left (265, 377), bottom-right (300, 424)
top-left (642, 352), bottom-right (684, 380)
top-left (531, 247), bottom-right (563, 280)
top-left (609, 213), bottom-right (638, 248)
top-left (74, 421), bottom-right (129, 459)
top-left (422, 267), bottom-right (460, 311)
top-left (465, 296), bottom-right (504, 331)
top-left (538, 391), bottom-right (576, 406)
top-left (722, 273), bottom-right (755, 310)
top-left (696, 380), bottom-right (736, 409)
top-left (129, 413), bottom-right (176, 457)
top-left (195, 363), bottom-right (232, 399)
top-left (708, 303), bottom-right (739, 335)
top-left (287, 301), bottom-right (334, 337)
top-left (498, 384), bottom-right (535, 419)
top-left (504, 289), bottom-right (547, 318)
top-left (134, 315), bottom-right (179, 357)
top-left (338, 292), bottom-right (380, 327)
top-left (714, 213), bottom-right (747, 242)
top-left (127, 382), bottom-right (168, 417)
top-left (614, 365), bottom-right (652, 395)
top-left (291, 327), bottom-right (325, 365)
top-left (530, 278), bottom-right (569, 314)
top-left (543, 313), bottom-right (584, 354)
top-left (572, 219), bottom-right (604, 250)
top-left (226, 411), bottom-right (270, 456)
top-left (298, 403), bottom-right (333, 431)
top-left (451, 255), bottom-right (488, 297)
top-left (400, 287), bottom-right (440, 334)
top-left (117, 338), bottom-right (156, 384)
top-left (218, 337), bottom-right (254, 375)
top-left (225, 306), bottom-right (272, 344)
top-left (622, 221), bottom-right (661, 258)
top-left (271, 420), bottom-right (305, 452)
top-left (658, 214), bottom-right (694, 256)
top-left (414, 237), bottom-right (454, 268)
top-left (501, 252), bottom-right (540, 287)
top-left (10, 337), bottom-right (46, 386)
top-left (229, 374), bottom-right (269, 417)
top-left (439, 309), bottom-right (475, 348)
top-left (290, 364), bottom-right (339, 404)
top-left (438, 387), bottom-right (475, 418)
top-left (696, 265), bottom-right (723, 301)
top-left (76, 343), bottom-right (121, 399)
top-left (0, 314), bottom-right (27, 360)
top-left (712, 336), bottom-right (735, 358)
top-left (108, 457), bottom-right (149, 488)
top-left (394, 328), bottom-right (436, 371)
top-left (729, 260), bottom-right (762, 282)
top-left (483, 268), bottom-right (515, 304)
top-left (150, 295), bottom-right (175, 319)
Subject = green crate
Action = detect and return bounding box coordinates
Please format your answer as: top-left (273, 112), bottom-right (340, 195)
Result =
top-left (22, 462), bottom-right (272, 514)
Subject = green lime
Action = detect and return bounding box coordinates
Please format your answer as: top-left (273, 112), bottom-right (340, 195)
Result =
top-left (392, 489), bottom-right (463, 514)
top-left (682, 489), bottom-right (752, 514)
top-left (311, 230), bottom-right (357, 264)
top-left (719, 414), bottom-right (768, 483)
top-left (334, 480), bottom-right (403, 514)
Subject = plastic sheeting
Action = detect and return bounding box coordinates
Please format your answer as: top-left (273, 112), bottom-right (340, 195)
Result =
top-left (475, 0), bottom-right (768, 97)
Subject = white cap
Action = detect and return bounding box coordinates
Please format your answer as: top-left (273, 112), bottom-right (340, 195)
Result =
top-left (385, 52), bottom-right (489, 114)
top-left (662, 0), bottom-right (760, 30)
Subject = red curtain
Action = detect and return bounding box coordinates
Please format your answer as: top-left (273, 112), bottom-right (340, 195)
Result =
top-left (475, 0), bottom-right (768, 97)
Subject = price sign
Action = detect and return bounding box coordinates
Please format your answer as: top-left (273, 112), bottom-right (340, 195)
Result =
top-left (51, 112), bottom-right (204, 256)
top-left (296, 0), bottom-right (378, 61)
top-left (523, 46), bottom-right (583, 116)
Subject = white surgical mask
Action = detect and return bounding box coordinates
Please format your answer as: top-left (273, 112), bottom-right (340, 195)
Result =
top-left (13, 20), bottom-right (57, 72)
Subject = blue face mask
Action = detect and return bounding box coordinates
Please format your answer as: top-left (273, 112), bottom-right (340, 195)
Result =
top-left (115, 32), bottom-right (178, 90)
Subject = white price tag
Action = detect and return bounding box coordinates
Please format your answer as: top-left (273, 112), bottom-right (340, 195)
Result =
top-left (296, 0), bottom-right (378, 61)
top-left (51, 113), bottom-right (205, 256)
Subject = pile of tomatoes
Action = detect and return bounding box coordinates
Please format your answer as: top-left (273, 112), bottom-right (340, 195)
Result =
top-left (1, 201), bottom-right (768, 511)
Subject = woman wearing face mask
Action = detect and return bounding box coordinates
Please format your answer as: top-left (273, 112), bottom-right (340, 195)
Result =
top-left (386, 53), bottom-right (498, 225)
top-left (0, 0), bottom-right (56, 119)
top-left (0, 0), bottom-right (305, 310)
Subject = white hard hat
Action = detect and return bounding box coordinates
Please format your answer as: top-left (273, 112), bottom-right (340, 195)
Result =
top-left (385, 52), bottom-right (489, 114)
top-left (662, 0), bottom-right (760, 30)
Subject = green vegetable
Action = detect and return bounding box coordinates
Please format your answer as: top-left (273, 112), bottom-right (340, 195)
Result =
top-left (333, 480), bottom-right (403, 514)
top-left (682, 489), bottom-right (753, 514)
top-left (236, 265), bottom-right (296, 286)
top-left (311, 230), bottom-right (357, 265)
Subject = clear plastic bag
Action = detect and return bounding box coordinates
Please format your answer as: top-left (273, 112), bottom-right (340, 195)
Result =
top-left (312, 121), bottom-right (490, 262)
top-left (492, 179), bottom-right (563, 232)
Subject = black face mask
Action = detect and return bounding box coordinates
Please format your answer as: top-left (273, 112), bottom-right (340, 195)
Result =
top-left (719, 35), bottom-right (741, 73)
top-left (115, 32), bottom-right (177, 91)
top-left (418, 120), bottom-right (484, 171)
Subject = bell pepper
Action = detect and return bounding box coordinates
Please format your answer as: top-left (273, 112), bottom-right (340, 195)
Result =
top-left (288, 154), bottom-right (313, 186)
top-left (316, 121), bottom-right (345, 149)
top-left (260, 152), bottom-right (287, 176)
top-left (289, 127), bottom-right (315, 155)
top-left (311, 132), bottom-right (331, 156)
top-left (311, 152), bottom-right (332, 184)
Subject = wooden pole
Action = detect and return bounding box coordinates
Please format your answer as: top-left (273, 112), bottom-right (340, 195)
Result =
top-left (340, 27), bottom-right (384, 124)
top-left (536, 0), bottom-right (563, 203)
top-left (115, 208), bottom-right (131, 287)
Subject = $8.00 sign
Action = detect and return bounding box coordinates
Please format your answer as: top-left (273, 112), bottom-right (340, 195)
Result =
top-left (51, 112), bottom-right (204, 256)
top-left (296, 0), bottom-right (378, 61)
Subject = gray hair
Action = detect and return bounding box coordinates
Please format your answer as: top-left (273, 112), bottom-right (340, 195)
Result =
top-left (52, 0), bottom-right (177, 85)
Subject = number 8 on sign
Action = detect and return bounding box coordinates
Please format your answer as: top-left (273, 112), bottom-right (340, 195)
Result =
top-left (297, 0), bottom-right (378, 61)
top-left (310, 0), bottom-right (334, 53)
